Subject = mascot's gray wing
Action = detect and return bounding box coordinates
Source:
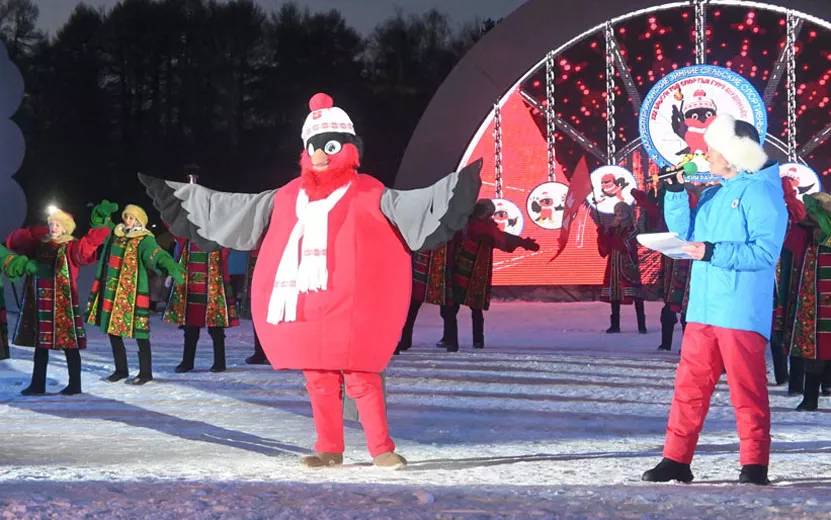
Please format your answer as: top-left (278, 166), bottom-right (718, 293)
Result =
top-left (380, 158), bottom-right (482, 252)
top-left (138, 173), bottom-right (276, 252)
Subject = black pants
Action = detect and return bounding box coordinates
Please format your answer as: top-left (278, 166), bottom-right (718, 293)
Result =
top-left (26, 347), bottom-right (82, 392)
top-left (109, 334), bottom-right (152, 378)
top-left (441, 303), bottom-right (484, 346)
top-left (182, 326), bottom-right (226, 369)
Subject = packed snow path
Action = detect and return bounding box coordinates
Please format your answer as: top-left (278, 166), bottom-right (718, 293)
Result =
top-left (1, 301), bottom-right (830, 518)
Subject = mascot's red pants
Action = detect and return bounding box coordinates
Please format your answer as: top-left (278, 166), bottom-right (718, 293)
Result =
top-left (303, 370), bottom-right (395, 457)
top-left (663, 323), bottom-right (771, 466)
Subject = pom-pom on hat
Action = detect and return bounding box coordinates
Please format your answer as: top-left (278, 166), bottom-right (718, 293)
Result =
top-left (301, 93), bottom-right (355, 146)
top-left (48, 207), bottom-right (76, 236)
top-left (122, 204), bottom-right (148, 227)
top-left (704, 114), bottom-right (768, 173)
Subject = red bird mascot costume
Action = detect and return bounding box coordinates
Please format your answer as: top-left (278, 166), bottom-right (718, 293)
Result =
top-left (139, 93), bottom-right (482, 469)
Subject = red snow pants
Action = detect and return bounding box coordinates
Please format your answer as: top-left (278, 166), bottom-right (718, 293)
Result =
top-left (302, 369), bottom-right (395, 457)
top-left (664, 323), bottom-right (771, 466)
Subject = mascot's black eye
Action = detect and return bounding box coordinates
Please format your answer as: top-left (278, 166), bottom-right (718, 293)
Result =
top-left (706, 110), bottom-right (713, 118)
top-left (692, 113), bottom-right (700, 120)
top-left (324, 140), bottom-right (342, 154)
top-left (307, 143), bottom-right (315, 157)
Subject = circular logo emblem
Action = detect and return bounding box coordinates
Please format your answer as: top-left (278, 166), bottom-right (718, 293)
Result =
top-left (587, 166), bottom-right (638, 214)
top-left (526, 181), bottom-right (569, 230)
top-left (779, 162), bottom-right (821, 202)
top-left (639, 65), bottom-right (767, 182)
top-left (492, 198), bottom-right (524, 235)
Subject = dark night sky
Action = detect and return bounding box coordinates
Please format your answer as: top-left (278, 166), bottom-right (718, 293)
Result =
top-left (34, 0), bottom-right (528, 36)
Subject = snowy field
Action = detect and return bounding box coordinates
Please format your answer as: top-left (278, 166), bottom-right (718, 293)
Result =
top-left (1, 300), bottom-right (830, 519)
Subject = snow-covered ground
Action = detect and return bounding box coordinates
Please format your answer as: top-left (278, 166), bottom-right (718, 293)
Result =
top-left (1, 301), bottom-right (830, 519)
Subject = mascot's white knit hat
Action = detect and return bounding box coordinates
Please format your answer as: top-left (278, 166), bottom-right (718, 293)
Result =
top-left (704, 114), bottom-right (768, 173)
top-left (301, 93), bottom-right (355, 146)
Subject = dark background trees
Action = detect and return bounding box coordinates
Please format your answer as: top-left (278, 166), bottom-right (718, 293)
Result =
top-left (0, 0), bottom-right (494, 228)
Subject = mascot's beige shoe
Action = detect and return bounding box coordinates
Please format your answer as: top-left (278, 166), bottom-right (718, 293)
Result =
top-left (373, 451), bottom-right (407, 470)
top-left (300, 452), bottom-right (343, 468)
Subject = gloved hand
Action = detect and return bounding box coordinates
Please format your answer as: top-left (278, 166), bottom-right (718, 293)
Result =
top-left (164, 276), bottom-right (172, 289)
top-left (522, 237), bottom-right (540, 251)
top-left (90, 200), bottom-right (119, 227)
top-left (25, 259), bottom-right (39, 275)
top-left (5, 255), bottom-right (33, 280)
top-left (87, 226), bottom-right (112, 246)
top-left (158, 255), bottom-right (186, 285)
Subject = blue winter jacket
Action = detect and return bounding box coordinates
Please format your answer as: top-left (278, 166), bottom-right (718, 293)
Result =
top-left (664, 161), bottom-right (787, 339)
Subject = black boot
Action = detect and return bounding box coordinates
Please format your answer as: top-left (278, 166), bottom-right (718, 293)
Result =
top-left (642, 457), bottom-right (694, 483)
top-left (21, 348), bottom-right (49, 396)
top-left (739, 464), bottom-right (770, 485)
top-left (658, 306), bottom-right (677, 351)
top-left (822, 365), bottom-right (831, 396)
top-left (60, 349), bottom-right (82, 395)
top-left (797, 371), bottom-right (821, 411)
top-left (439, 304), bottom-right (459, 350)
top-left (635, 298), bottom-right (647, 334)
top-left (769, 334), bottom-right (789, 386)
top-left (127, 339), bottom-right (153, 385)
top-left (397, 301), bottom-right (421, 353)
top-left (788, 356), bottom-right (805, 396)
top-left (606, 301), bottom-right (621, 334)
top-left (472, 309), bottom-right (485, 349)
top-left (245, 333), bottom-right (268, 364)
top-left (209, 327), bottom-right (226, 372)
top-left (107, 335), bottom-right (129, 382)
top-left (176, 327), bottom-right (199, 373)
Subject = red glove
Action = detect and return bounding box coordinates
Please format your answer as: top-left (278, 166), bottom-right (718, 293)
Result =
top-left (87, 226), bottom-right (111, 246)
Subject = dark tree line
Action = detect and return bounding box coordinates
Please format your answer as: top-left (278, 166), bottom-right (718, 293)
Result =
top-left (0, 0), bottom-right (494, 227)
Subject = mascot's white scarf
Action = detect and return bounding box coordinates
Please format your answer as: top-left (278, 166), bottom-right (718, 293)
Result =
top-left (266, 183), bottom-right (350, 324)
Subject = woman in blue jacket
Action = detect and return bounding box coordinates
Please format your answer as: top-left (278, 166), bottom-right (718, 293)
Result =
top-left (642, 114), bottom-right (787, 486)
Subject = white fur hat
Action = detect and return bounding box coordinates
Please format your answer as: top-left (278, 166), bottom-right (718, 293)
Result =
top-left (704, 114), bottom-right (768, 173)
top-left (301, 93), bottom-right (355, 146)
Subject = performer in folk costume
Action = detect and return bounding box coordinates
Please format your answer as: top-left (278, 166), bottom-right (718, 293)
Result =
top-left (439, 199), bottom-right (539, 351)
top-left (139, 93), bottom-right (482, 469)
top-left (643, 115), bottom-right (787, 486)
top-left (633, 187), bottom-right (695, 350)
top-left (6, 206), bottom-right (111, 395)
top-left (164, 171), bottom-right (239, 373)
top-left (789, 192), bottom-right (831, 411)
top-left (772, 176), bottom-right (811, 388)
top-left (396, 243), bottom-right (455, 354)
top-left (598, 202), bottom-right (646, 334)
top-left (1, 245), bottom-right (37, 361)
top-left (86, 202), bottom-right (186, 385)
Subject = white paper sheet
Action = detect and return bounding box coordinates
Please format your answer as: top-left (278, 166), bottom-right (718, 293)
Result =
top-left (636, 232), bottom-right (695, 260)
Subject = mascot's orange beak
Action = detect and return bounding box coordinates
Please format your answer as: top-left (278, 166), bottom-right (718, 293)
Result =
top-left (312, 148), bottom-right (329, 171)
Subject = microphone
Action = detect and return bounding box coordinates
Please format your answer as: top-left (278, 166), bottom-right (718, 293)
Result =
top-left (648, 161), bottom-right (698, 183)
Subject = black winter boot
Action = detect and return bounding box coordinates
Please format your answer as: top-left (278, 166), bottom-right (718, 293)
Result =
top-left (208, 327), bottom-right (226, 372)
top-left (60, 349), bottom-right (82, 395)
top-left (822, 365), bottom-right (831, 396)
top-left (788, 356), bottom-right (805, 396)
top-left (606, 301), bottom-right (621, 333)
top-left (769, 334), bottom-right (789, 386)
top-left (245, 334), bottom-right (268, 364)
top-left (107, 335), bottom-right (129, 382)
top-left (176, 327), bottom-right (199, 373)
top-left (797, 371), bottom-right (821, 411)
top-left (658, 306), bottom-right (677, 351)
top-left (127, 339), bottom-right (153, 385)
top-left (739, 464), bottom-right (770, 485)
top-left (642, 457), bottom-right (694, 483)
top-left (21, 348), bottom-right (49, 396)
top-left (635, 298), bottom-right (647, 334)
